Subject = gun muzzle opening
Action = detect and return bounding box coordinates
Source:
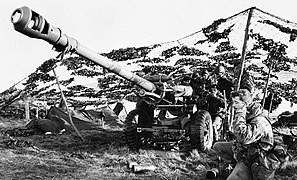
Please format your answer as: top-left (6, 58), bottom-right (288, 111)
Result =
top-left (11, 6), bottom-right (52, 40)
top-left (11, 9), bottom-right (22, 24)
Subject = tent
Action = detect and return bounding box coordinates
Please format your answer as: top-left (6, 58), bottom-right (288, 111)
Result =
top-left (26, 106), bottom-right (122, 134)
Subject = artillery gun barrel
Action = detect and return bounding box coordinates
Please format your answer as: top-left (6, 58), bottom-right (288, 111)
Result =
top-left (11, 6), bottom-right (156, 92)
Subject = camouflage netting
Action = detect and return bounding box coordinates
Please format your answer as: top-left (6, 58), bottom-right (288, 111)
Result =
top-left (1, 7), bottom-right (297, 113)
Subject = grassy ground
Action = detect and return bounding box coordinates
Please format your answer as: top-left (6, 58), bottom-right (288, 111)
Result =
top-left (0, 117), bottom-right (296, 180)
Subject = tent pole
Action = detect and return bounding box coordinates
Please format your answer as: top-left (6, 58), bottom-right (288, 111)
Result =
top-left (262, 64), bottom-right (272, 108)
top-left (228, 7), bottom-right (254, 136)
top-left (24, 93), bottom-right (30, 121)
top-left (36, 107), bottom-right (39, 119)
top-left (268, 93), bottom-right (274, 117)
top-left (236, 7), bottom-right (255, 90)
top-left (52, 68), bottom-right (84, 141)
top-left (227, 7), bottom-right (256, 135)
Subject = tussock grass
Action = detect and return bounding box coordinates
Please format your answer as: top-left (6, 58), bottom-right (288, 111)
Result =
top-left (0, 117), bottom-right (297, 179)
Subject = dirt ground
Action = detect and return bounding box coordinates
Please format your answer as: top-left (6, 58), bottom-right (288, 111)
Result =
top-left (0, 117), bottom-right (296, 180)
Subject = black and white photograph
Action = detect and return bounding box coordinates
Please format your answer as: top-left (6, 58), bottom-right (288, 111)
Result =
top-left (0, 0), bottom-right (297, 179)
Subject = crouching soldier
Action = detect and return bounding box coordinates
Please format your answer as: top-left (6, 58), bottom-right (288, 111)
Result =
top-left (207, 84), bottom-right (225, 142)
top-left (210, 89), bottom-right (279, 180)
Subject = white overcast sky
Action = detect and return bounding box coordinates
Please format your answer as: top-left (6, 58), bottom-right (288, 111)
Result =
top-left (1, 0), bottom-right (297, 92)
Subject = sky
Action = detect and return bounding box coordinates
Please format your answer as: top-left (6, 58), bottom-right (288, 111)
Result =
top-left (1, 0), bottom-right (297, 92)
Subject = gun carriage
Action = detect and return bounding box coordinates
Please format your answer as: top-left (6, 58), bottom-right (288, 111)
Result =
top-left (11, 6), bottom-right (215, 151)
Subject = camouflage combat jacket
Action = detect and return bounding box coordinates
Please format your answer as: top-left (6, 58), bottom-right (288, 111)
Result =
top-left (232, 103), bottom-right (274, 163)
top-left (232, 103), bottom-right (279, 179)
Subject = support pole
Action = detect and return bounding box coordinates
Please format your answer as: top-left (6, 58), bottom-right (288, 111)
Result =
top-left (236, 7), bottom-right (255, 90)
top-left (268, 93), bottom-right (274, 117)
top-left (24, 93), bottom-right (30, 121)
top-left (230, 7), bottom-right (254, 134)
top-left (52, 68), bottom-right (84, 141)
top-left (262, 64), bottom-right (272, 108)
top-left (36, 107), bottom-right (39, 119)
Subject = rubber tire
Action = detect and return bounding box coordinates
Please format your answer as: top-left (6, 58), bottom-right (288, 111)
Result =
top-left (190, 110), bottom-right (214, 151)
top-left (124, 109), bottom-right (152, 150)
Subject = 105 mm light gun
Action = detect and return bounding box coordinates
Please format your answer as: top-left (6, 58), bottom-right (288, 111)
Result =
top-left (11, 6), bottom-right (156, 93)
top-left (11, 6), bottom-right (214, 151)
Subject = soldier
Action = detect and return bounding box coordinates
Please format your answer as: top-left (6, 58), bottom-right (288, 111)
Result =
top-left (210, 89), bottom-right (277, 180)
top-left (234, 64), bottom-right (255, 93)
top-left (213, 65), bottom-right (234, 100)
top-left (199, 69), bottom-right (213, 91)
top-left (207, 84), bottom-right (225, 142)
top-left (190, 69), bottom-right (213, 110)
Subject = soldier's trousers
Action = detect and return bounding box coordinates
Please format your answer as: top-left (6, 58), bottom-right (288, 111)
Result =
top-left (211, 141), bottom-right (252, 180)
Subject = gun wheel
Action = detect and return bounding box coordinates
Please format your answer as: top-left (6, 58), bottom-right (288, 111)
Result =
top-left (190, 110), bottom-right (213, 151)
top-left (124, 109), bottom-right (152, 150)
